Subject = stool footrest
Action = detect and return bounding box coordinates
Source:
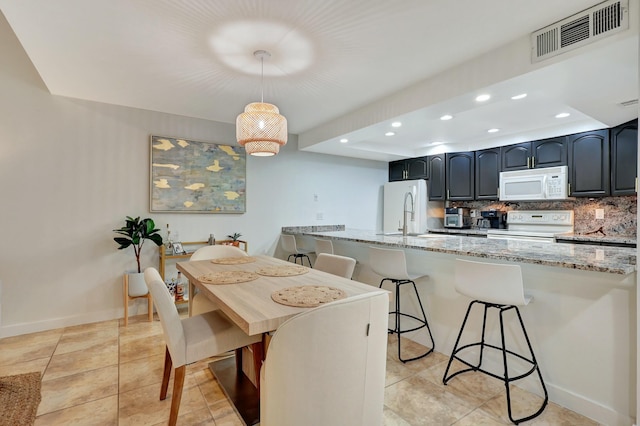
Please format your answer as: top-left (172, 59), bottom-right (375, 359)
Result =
top-left (442, 300), bottom-right (548, 424)
top-left (388, 311), bottom-right (429, 334)
top-left (444, 342), bottom-right (539, 384)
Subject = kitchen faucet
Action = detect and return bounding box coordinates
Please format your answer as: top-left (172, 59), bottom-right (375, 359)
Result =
top-left (400, 191), bottom-right (415, 236)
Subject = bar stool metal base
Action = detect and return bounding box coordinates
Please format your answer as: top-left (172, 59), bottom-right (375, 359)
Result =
top-left (379, 278), bottom-right (435, 363)
top-left (442, 300), bottom-right (548, 424)
top-left (287, 253), bottom-right (312, 267)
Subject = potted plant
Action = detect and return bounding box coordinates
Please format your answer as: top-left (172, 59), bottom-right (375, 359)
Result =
top-left (114, 216), bottom-right (164, 298)
top-left (227, 232), bottom-right (242, 247)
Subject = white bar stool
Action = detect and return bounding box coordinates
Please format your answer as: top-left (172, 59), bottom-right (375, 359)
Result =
top-left (314, 238), bottom-right (334, 255)
top-left (280, 234), bottom-right (313, 267)
top-left (443, 258), bottom-right (548, 424)
top-left (369, 246), bottom-right (435, 362)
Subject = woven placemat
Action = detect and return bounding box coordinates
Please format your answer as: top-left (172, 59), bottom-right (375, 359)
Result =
top-left (210, 256), bottom-right (257, 265)
top-left (198, 271), bottom-right (260, 285)
top-left (271, 285), bottom-right (347, 307)
top-left (0, 372), bottom-right (41, 426)
top-left (256, 265), bottom-right (309, 277)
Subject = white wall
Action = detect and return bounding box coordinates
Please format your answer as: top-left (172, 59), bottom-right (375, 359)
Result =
top-left (0, 13), bottom-right (386, 337)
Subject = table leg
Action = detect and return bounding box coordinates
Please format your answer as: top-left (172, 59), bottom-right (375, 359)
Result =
top-left (250, 341), bottom-right (264, 391)
top-left (188, 280), bottom-right (195, 316)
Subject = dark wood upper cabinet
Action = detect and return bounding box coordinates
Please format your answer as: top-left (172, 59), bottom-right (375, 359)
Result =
top-left (388, 160), bottom-right (406, 182)
top-left (446, 151), bottom-right (474, 200)
top-left (568, 129), bottom-right (610, 197)
top-left (475, 148), bottom-right (500, 200)
top-left (501, 143), bottom-right (530, 171)
top-left (501, 137), bottom-right (566, 171)
top-left (406, 157), bottom-right (429, 180)
top-left (532, 137), bottom-right (567, 168)
top-left (610, 119), bottom-right (638, 196)
top-left (427, 154), bottom-right (445, 200)
top-left (388, 157), bottom-right (428, 181)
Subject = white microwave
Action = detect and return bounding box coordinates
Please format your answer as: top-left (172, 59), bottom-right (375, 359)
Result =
top-left (499, 165), bottom-right (569, 201)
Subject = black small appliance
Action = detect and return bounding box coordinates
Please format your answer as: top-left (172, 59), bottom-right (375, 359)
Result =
top-left (479, 210), bottom-right (507, 229)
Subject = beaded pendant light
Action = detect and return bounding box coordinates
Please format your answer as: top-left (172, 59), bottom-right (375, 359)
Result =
top-left (236, 50), bottom-right (287, 156)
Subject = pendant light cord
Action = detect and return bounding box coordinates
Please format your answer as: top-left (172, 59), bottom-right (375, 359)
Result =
top-left (260, 56), bottom-right (264, 103)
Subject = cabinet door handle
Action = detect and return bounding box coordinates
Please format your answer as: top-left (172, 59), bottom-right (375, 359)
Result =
top-left (568, 183), bottom-right (571, 195)
top-left (447, 189), bottom-right (450, 199)
top-left (497, 187), bottom-right (500, 197)
top-left (635, 177), bottom-right (638, 193)
top-left (527, 157), bottom-right (531, 168)
top-left (531, 156), bottom-right (536, 168)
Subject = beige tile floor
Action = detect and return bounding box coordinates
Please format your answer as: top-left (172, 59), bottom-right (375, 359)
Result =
top-left (0, 313), bottom-right (600, 426)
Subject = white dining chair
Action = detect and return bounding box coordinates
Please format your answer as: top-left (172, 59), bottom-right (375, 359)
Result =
top-left (143, 267), bottom-right (261, 426)
top-left (189, 245), bottom-right (248, 316)
top-left (260, 290), bottom-right (389, 426)
top-left (313, 253), bottom-right (356, 279)
top-left (314, 238), bottom-right (334, 255)
top-left (280, 234), bottom-right (313, 267)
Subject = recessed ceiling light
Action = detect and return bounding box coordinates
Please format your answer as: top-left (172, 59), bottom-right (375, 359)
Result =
top-left (339, 138), bottom-right (348, 143)
top-left (440, 114), bottom-right (453, 121)
top-left (385, 131), bottom-right (395, 136)
top-left (511, 93), bottom-right (527, 100)
top-left (487, 128), bottom-right (500, 133)
top-left (391, 121), bottom-right (402, 127)
top-left (475, 94), bottom-right (491, 102)
top-left (430, 141), bottom-right (445, 145)
top-left (555, 112), bottom-right (570, 118)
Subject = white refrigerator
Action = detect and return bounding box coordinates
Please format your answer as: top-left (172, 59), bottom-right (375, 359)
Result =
top-left (383, 180), bottom-right (442, 234)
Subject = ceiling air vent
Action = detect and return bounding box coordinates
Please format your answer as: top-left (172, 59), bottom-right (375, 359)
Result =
top-left (531, 0), bottom-right (628, 63)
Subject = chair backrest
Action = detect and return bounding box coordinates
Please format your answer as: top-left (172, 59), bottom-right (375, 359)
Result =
top-left (314, 253), bottom-right (356, 279)
top-left (190, 245), bottom-right (248, 261)
top-left (144, 267), bottom-right (187, 366)
top-left (280, 234), bottom-right (297, 253)
top-left (454, 258), bottom-right (527, 306)
top-left (260, 290), bottom-right (389, 426)
top-left (314, 239), bottom-right (334, 255)
top-left (368, 246), bottom-right (410, 280)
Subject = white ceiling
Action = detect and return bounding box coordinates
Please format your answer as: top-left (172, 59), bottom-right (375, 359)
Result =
top-left (1, 0), bottom-right (638, 161)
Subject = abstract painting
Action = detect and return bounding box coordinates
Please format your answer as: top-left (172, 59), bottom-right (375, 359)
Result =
top-left (149, 135), bottom-right (246, 213)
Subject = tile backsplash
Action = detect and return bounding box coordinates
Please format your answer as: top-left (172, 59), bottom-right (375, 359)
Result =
top-left (451, 195), bottom-right (637, 237)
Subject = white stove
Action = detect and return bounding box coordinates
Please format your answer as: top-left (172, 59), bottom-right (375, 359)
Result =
top-left (486, 210), bottom-right (574, 242)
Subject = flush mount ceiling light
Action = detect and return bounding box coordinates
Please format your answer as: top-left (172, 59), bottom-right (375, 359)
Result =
top-left (391, 121), bottom-right (402, 127)
top-left (440, 114), bottom-right (453, 121)
top-left (236, 50), bottom-right (287, 157)
top-left (475, 94), bottom-right (491, 102)
top-left (340, 138), bottom-right (348, 143)
top-left (555, 112), bottom-right (571, 118)
top-left (487, 128), bottom-right (500, 133)
top-left (385, 131), bottom-right (395, 136)
top-left (511, 93), bottom-right (527, 100)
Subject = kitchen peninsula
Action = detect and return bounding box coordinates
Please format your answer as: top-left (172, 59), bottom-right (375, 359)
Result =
top-left (281, 227), bottom-right (636, 426)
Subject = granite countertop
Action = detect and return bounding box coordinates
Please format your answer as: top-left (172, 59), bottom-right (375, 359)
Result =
top-left (554, 232), bottom-right (637, 246)
top-left (285, 228), bottom-right (636, 275)
top-left (427, 227), bottom-right (488, 236)
top-left (429, 227), bottom-right (636, 246)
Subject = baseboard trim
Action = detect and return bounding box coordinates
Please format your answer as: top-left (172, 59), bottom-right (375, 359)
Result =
top-left (0, 308), bottom-right (127, 338)
top-left (546, 382), bottom-right (634, 426)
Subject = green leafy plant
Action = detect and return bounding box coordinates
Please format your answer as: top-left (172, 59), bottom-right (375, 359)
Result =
top-left (227, 232), bottom-right (242, 241)
top-left (114, 216), bottom-right (164, 273)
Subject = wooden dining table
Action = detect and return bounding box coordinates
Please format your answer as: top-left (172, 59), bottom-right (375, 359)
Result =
top-left (176, 255), bottom-right (385, 425)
